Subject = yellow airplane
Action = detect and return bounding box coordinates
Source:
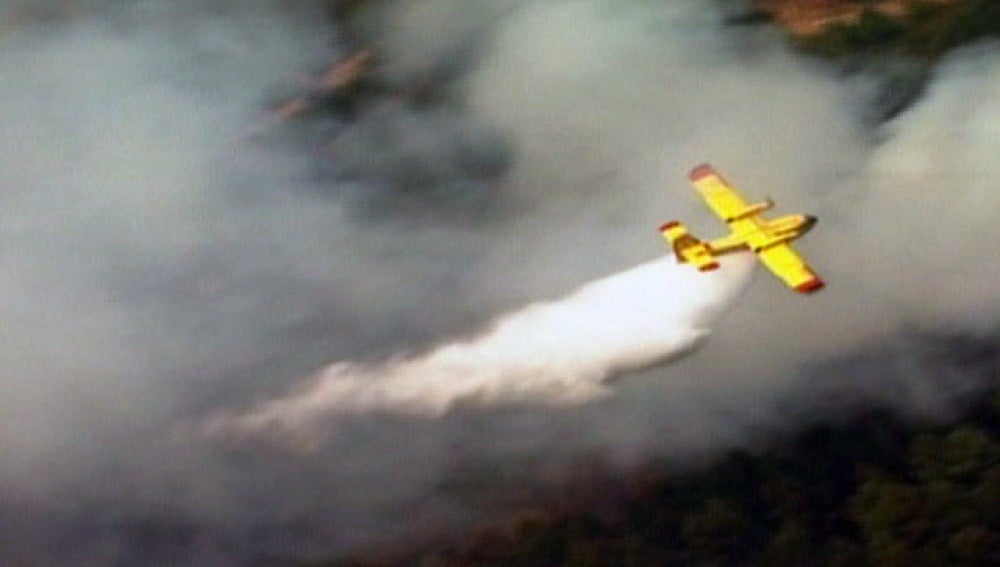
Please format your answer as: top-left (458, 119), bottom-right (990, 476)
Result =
top-left (660, 164), bottom-right (824, 294)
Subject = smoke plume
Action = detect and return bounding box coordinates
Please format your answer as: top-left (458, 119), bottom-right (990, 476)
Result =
top-left (0, 0), bottom-right (997, 563)
top-left (209, 254), bottom-right (753, 442)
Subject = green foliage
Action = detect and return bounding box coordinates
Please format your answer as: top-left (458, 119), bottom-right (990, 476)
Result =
top-left (821, 537), bottom-right (867, 567)
top-left (940, 0), bottom-right (1000, 49)
top-left (395, 383), bottom-right (1000, 567)
top-left (795, 0), bottom-right (1000, 60)
top-left (681, 497), bottom-right (751, 564)
top-left (759, 520), bottom-right (813, 566)
top-left (850, 421), bottom-right (1000, 567)
top-left (911, 427), bottom-right (999, 483)
top-left (796, 8), bottom-right (905, 58)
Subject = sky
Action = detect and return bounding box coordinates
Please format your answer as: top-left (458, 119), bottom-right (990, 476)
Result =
top-left (0, 0), bottom-right (996, 563)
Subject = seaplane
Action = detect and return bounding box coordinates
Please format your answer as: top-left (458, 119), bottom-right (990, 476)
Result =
top-left (660, 164), bottom-right (824, 294)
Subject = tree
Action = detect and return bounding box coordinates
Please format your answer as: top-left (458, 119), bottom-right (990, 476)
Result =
top-left (681, 497), bottom-right (751, 566)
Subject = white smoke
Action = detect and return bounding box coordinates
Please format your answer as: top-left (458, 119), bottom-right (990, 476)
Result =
top-left (207, 0), bottom-right (867, 442)
top-left (0, 0), bottom-right (997, 563)
top-left (209, 253), bottom-right (753, 442)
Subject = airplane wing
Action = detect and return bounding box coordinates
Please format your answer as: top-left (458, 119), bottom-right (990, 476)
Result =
top-left (688, 163), bottom-right (751, 221)
top-left (755, 243), bottom-right (824, 294)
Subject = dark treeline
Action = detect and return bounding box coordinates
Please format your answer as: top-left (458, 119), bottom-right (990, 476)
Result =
top-left (325, 380), bottom-right (998, 567)
top-left (793, 0), bottom-right (1000, 59)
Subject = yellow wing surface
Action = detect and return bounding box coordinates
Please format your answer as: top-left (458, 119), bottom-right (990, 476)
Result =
top-left (756, 243), bottom-right (824, 293)
top-left (682, 163), bottom-right (824, 294)
top-left (687, 164), bottom-right (750, 221)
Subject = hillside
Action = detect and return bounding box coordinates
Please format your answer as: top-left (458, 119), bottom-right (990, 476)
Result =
top-left (330, 370), bottom-right (999, 566)
top-left (301, 0), bottom-right (1000, 132)
top-left (755, 0), bottom-right (957, 37)
top-left (753, 0), bottom-right (1000, 58)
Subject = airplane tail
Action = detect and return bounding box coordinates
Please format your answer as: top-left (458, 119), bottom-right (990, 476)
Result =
top-left (659, 221), bottom-right (719, 272)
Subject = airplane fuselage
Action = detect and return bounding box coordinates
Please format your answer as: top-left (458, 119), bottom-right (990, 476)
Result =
top-left (754, 213), bottom-right (816, 243)
top-left (707, 213), bottom-right (816, 254)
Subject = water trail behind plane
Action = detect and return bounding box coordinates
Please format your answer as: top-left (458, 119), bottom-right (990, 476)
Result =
top-left (207, 253), bottom-right (755, 444)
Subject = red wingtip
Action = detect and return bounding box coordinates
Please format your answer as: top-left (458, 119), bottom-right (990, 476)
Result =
top-left (794, 277), bottom-right (825, 294)
top-left (689, 163), bottom-right (715, 181)
top-left (659, 220), bottom-right (680, 232)
top-left (699, 261), bottom-right (720, 272)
